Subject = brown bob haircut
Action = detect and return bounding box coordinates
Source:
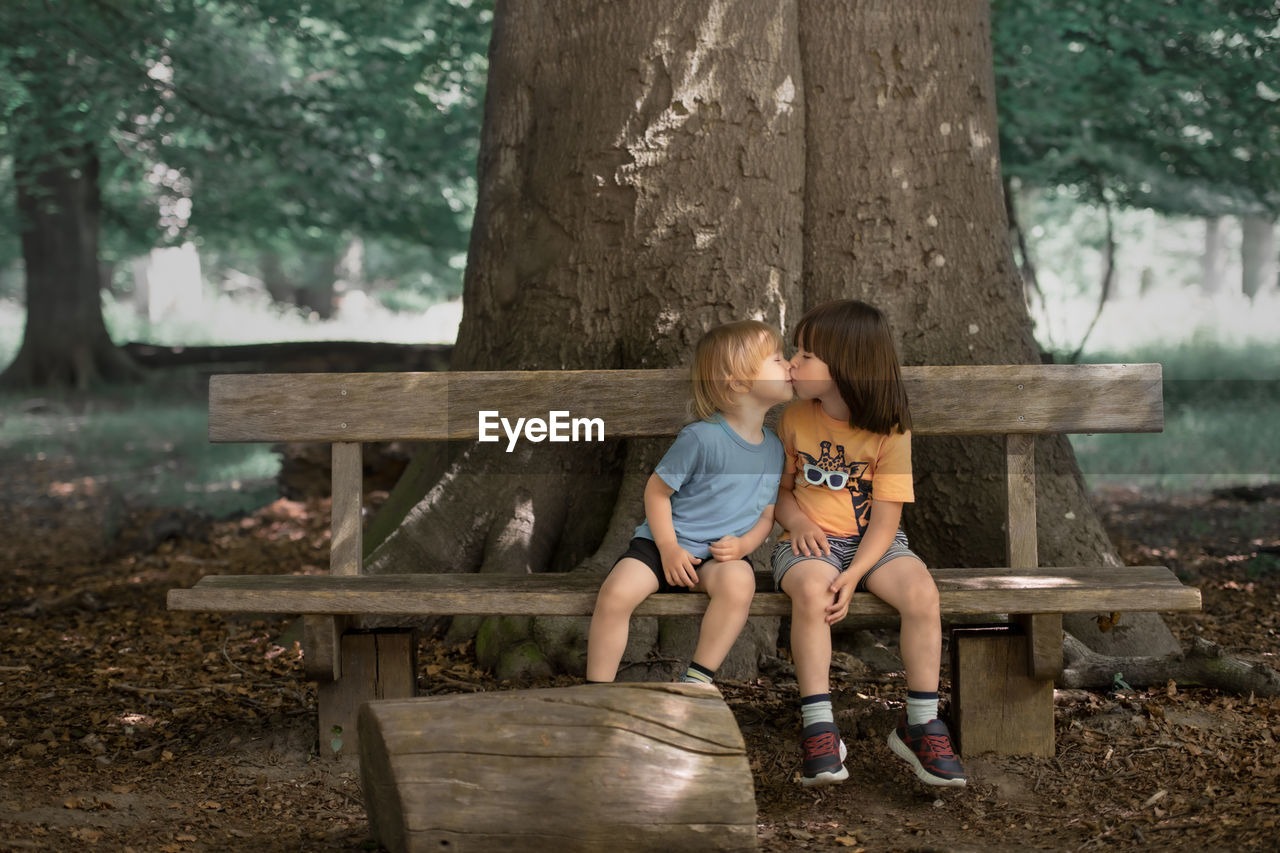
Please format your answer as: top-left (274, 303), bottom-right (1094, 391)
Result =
top-left (793, 300), bottom-right (912, 435)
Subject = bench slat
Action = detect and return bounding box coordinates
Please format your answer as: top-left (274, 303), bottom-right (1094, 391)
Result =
top-left (167, 566), bottom-right (1200, 619)
top-left (208, 364), bottom-right (1163, 442)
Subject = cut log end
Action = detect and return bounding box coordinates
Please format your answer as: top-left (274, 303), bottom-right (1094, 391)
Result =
top-left (359, 683), bottom-right (758, 853)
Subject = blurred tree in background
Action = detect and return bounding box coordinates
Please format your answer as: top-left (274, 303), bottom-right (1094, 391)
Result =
top-left (0, 0), bottom-right (490, 387)
top-left (993, 0), bottom-right (1279, 315)
top-left (2, 0), bottom-right (1275, 388)
top-left (995, 0), bottom-right (1278, 212)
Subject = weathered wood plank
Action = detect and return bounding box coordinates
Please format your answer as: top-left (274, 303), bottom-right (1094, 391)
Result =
top-left (167, 566), bottom-right (1201, 618)
top-left (317, 630), bottom-right (416, 762)
top-left (302, 614), bottom-right (346, 682)
top-left (208, 363), bottom-right (1164, 442)
top-left (951, 626), bottom-right (1055, 757)
top-left (359, 683), bottom-right (756, 853)
top-left (1003, 433), bottom-right (1062, 678)
top-left (330, 442), bottom-right (363, 576)
top-left (1005, 433), bottom-right (1038, 569)
top-left (1017, 613), bottom-right (1064, 680)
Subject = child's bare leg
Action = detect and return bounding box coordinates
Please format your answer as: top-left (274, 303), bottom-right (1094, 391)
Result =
top-left (689, 559), bottom-right (755, 672)
top-left (779, 560), bottom-right (841, 696)
top-left (586, 558), bottom-right (659, 682)
top-left (867, 556), bottom-right (965, 786)
top-left (864, 556), bottom-right (941, 693)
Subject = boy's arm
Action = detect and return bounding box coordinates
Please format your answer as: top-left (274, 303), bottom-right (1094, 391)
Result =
top-left (708, 504), bottom-right (775, 562)
top-left (825, 499), bottom-right (903, 624)
top-left (644, 473), bottom-right (701, 587)
top-left (774, 471), bottom-right (830, 557)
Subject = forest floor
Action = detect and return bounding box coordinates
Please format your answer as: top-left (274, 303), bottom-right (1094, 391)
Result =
top-left (0, 453), bottom-right (1277, 852)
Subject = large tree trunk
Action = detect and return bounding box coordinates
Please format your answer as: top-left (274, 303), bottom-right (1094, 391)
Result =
top-left (1, 146), bottom-right (142, 389)
top-left (796, 0), bottom-right (1176, 656)
top-left (371, 0), bottom-right (1181, 676)
top-left (366, 0), bottom-right (804, 680)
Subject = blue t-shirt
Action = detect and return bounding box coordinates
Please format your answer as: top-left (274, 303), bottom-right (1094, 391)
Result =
top-left (634, 415), bottom-right (784, 559)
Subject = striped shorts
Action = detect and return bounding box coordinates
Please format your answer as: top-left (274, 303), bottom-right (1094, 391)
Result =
top-left (770, 530), bottom-right (918, 591)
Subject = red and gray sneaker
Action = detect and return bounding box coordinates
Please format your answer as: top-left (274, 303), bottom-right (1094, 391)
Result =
top-left (887, 714), bottom-right (967, 787)
top-left (800, 721), bottom-right (849, 787)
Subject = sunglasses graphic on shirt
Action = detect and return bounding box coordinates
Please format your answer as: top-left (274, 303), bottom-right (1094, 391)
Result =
top-left (801, 463), bottom-right (849, 490)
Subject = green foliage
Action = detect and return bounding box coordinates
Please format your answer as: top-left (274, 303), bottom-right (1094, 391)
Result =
top-left (1068, 339), bottom-right (1280, 491)
top-left (993, 0), bottom-right (1280, 216)
top-left (0, 0), bottom-right (492, 256)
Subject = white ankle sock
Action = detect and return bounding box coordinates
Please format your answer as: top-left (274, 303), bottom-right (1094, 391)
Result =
top-left (906, 690), bottom-right (938, 726)
top-left (801, 695), bottom-right (834, 728)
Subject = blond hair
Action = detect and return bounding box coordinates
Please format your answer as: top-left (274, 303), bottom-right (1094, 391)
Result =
top-left (690, 320), bottom-right (785, 421)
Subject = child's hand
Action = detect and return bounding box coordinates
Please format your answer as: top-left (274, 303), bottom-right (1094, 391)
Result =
top-left (709, 535), bottom-right (746, 562)
top-left (788, 517), bottom-right (831, 557)
top-left (659, 542), bottom-right (701, 587)
top-left (825, 570), bottom-right (859, 625)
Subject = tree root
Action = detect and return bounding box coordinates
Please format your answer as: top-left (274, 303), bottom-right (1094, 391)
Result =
top-left (1061, 633), bottom-right (1280, 697)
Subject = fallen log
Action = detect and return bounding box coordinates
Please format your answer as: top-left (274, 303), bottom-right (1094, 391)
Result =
top-left (1061, 633), bottom-right (1280, 696)
top-left (358, 682), bottom-right (757, 853)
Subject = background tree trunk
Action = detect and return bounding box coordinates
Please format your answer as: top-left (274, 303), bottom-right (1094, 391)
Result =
top-left (259, 252), bottom-right (297, 306)
top-left (1201, 215), bottom-right (1228, 296)
top-left (1, 146), bottom-right (142, 389)
top-left (366, 0), bottom-right (804, 681)
top-left (797, 0), bottom-right (1176, 656)
top-left (1240, 214), bottom-right (1276, 301)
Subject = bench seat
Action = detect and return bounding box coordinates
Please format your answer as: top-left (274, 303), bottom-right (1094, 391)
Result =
top-left (169, 566), bottom-right (1199, 619)
top-left (168, 364), bottom-right (1201, 760)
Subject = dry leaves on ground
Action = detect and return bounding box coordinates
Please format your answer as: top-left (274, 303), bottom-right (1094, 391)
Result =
top-left (1, 461), bottom-right (1278, 851)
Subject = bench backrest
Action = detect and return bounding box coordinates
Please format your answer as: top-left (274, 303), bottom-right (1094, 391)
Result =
top-left (209, 364), bottom-right (1162, 442)
top-left (206, 364), bottom-right (1163, 586)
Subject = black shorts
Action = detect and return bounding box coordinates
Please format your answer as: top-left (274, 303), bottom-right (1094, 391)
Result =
top-left (614, 536), bottom-right (752, 594)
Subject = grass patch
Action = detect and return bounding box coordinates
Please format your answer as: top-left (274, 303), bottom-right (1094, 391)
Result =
top-left (0, 379), bottom-right (280, 517)
top-left (1068, 339), bottom-right (1279, 492)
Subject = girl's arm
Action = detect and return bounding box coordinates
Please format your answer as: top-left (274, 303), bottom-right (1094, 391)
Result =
top-left (825, 498), bottom-right (902, 624)
top-left (644, 473), bottom-right (702, 587)
top-left (774, 471), bottom-right (831, 557)
top-left (708, 504), bottom-right (776, 562)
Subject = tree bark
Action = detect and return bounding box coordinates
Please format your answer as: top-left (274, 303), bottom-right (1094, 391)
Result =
top-left (371, 0), bottom-right (1182, 675)
top-left (795, 0), bottom-right (1176, 655)
top-left (366, 0), bottom-right (804, 680)
top-left (1, 146), bottom-right (143, 389)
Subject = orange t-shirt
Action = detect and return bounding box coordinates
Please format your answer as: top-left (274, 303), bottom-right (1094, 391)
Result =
top-left (776, 399), bottom-right (913, 539)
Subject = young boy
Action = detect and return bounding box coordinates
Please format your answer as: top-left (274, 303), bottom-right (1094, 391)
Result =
top-left (586, 320), bottom-right (792, 686)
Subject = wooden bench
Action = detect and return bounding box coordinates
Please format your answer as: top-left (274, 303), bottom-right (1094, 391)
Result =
top-left (168, 364), bottom-right (1201, 759)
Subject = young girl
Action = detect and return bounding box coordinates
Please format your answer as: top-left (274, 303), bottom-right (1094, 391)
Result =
top-left (587, 320), bottom-right (792, 687)
top-left (773, 300), bottom-right (966, 788)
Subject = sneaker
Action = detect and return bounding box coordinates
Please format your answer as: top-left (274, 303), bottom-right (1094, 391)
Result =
top-left (800, 721), bottom-right (849, 787)
top-left (887, 714), bottom-right (967, 787)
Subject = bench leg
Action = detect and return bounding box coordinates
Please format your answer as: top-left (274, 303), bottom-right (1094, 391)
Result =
top-left (950, 625), bottom-right (1055, 757)
top-left (317, 629), bottom-right (417, 761)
